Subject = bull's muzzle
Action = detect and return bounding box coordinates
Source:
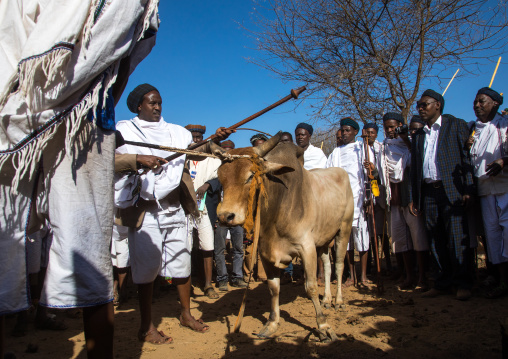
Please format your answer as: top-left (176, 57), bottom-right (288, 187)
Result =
top-left (217, 211), bottom-right (236, 226)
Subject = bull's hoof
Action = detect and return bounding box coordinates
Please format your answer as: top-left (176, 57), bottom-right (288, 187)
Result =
top-left (322, 302), bottom-right (331, 309)
top-left (315, 327), bottom-right (339, 342)
top-left (257, 321), bottom-right (279, 338)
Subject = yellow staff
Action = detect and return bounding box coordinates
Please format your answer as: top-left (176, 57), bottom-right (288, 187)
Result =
top-left (489, 57), bottom-right (501, 88)
top-left (442, 68), bottom-right (459, 96)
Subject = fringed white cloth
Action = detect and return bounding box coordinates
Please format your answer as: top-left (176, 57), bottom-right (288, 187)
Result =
top-left (0, 0), bottom-right (159, 193)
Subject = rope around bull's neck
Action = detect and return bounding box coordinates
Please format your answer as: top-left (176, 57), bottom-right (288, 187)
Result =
top-left (233, 155), bottom-right (267, 333)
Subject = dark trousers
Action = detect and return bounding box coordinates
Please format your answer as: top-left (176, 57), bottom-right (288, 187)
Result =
top-left (214, 225), bottom-right (244, 282)
top-left (423, 183), bottom-right (472, 290)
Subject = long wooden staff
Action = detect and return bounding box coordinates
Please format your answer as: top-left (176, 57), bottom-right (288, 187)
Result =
top-left (361, 130), bottom-right (384, 294)
top-left (165, 86), bottom-right (306, 161)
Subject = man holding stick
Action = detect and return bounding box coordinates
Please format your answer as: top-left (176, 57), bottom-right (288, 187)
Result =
top-left (115, 84), bottom-right (232, 342)
top-left (326, 118), bottom-right (373, 287)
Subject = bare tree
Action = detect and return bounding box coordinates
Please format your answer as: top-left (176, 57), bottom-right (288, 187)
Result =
top-left (249, 0), bottom-right (508, 124)
top-left (312, 127), bottom-right (338, 156)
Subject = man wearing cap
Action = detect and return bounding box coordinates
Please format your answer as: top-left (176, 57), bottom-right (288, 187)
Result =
top-left (411, 89), bottom-right (474, 300)
top-left (185, 124), bottom-right (222, 299)
top-left (382, 113), bottom-right (429, 290)
top-left (362, 122), bottom-right (392, 274)
top-left (213, 141), bottom-right (249, 290)
top-left (115, 84), bottom-right (232, 342)
top-left (295, 123), bottom-right (327, 170)
top-left (469, 87), bottom-right (508, 298)
top-left (326, 117), bottom-right (373, 286)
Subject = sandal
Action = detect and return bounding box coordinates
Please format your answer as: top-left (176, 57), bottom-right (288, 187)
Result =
top-left (179, 315), bottom-right (210, 333)
top-left (138, 328), bottom-right (173, 344)
top-left (204, 286), bottom-right (219, 299)
top-left (35, 316), bottom-right (67, 331)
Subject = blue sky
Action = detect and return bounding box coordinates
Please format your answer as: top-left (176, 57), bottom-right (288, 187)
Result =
top-left (116, 1), bottom-right (507, 148)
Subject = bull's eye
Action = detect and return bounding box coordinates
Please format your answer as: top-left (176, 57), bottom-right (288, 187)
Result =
top-left (246, 173), bottom-right (254, 184)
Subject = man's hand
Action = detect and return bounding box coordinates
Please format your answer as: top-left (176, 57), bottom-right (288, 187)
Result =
top-left (196, 183), bottom-right (210, 200)
top-left (215, 127), bottom-right (235, 141)
top-left (363, 160), bottom-right (375, 172)
top-left (408, 202), bottom-right (419, 216)
top-left (486, 158), bottom-right (505, 177)
top-left (136, 155), bottom-right (168, 170)
top-left (462, 194), bottom-right (472, 209)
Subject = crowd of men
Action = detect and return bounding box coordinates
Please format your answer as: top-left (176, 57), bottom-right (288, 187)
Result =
top-left (2, 82), bottom-right (507, 355)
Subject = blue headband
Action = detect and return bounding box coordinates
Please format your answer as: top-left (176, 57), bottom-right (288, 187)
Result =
top-left (363, 122), bottom-right (379, 132)
top-left (340, 117), bottom-right (359, 131)
top-left (421, 89), bottom-right (445, 111)
top-left (295, 122), bottom-right (313, 135)
top-left (477, 87), bottom-right (503, 105)
top-left (383, 112), bottom-right (403, 123)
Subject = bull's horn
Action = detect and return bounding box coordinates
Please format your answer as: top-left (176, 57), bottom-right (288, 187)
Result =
top-left (254, 131), bottom-right (282, 157)
top-left (209, 140), bottom-right (227, 158)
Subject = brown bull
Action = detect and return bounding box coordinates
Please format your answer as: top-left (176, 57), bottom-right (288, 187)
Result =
top-left (211, 133), bottom-right (354, 341)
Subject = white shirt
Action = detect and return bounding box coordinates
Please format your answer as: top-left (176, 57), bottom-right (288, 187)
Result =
top-left (303, 143), bottom-right (327, 170)
top-left (423, 115), bottom-right (442, 182)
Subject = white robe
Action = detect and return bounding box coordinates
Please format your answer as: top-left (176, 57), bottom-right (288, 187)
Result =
top-left (326, 141), bottom-right (372, 220)
top-left (115, 117), bottom-right (192, 228)
top-left (303, 143), bottom-right (327, 170)
top-left (326, 141), bottom-right (372, 251)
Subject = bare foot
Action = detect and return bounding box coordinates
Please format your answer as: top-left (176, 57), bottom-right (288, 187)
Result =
top-left (343, 278), bottom-right (355, 288)
top-left (179, 315), bottom-right (209, 333)
top-left (138, 328), bottom-right (173, 344)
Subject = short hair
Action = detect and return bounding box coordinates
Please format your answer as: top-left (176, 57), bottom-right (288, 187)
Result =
top-left (280, 131), bottom-right (293, 140)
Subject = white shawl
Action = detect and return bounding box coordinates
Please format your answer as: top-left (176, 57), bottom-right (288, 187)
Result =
top-left (0, 0), bottom-right (159, 192)
top-left (470, 113), bottom-right (508, 180)
top-left (303, 143), bottom-right (327, 170)
top-left (115, 117), bottom-right (192, 214)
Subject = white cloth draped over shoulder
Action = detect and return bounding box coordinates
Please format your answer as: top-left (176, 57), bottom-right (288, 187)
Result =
top-left (0, 0), bottom-right (159, 192)
top-left (115, 117), bottom-right (192, 228)
top-left (303, 143), bottom-right (327, 170)
top-left (470, 114), bottom-right (508, 180)
top-left (326, 141), bottom-right (372, 221)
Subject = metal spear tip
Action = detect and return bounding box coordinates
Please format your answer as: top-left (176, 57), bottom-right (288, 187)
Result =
top-left (291, 86), bottom-right (307, 99)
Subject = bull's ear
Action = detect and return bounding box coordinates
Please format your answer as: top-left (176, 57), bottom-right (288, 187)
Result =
top-left (263, 161), bottom-right (295, 175)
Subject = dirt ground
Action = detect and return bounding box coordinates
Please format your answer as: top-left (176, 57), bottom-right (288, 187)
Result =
top-left (4, 260), bottom-right (507, 359)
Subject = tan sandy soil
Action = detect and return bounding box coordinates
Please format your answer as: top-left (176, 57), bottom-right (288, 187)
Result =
top-left (4, 272), bottom-right (507, 359)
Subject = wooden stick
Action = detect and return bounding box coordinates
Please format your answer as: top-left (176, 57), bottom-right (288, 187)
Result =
top-left (489, 57), bottom-right (502, 88)
top-left (165, 86), bottom-right (306, 162)
top-left (442, 68), bottom-right (459, 96)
